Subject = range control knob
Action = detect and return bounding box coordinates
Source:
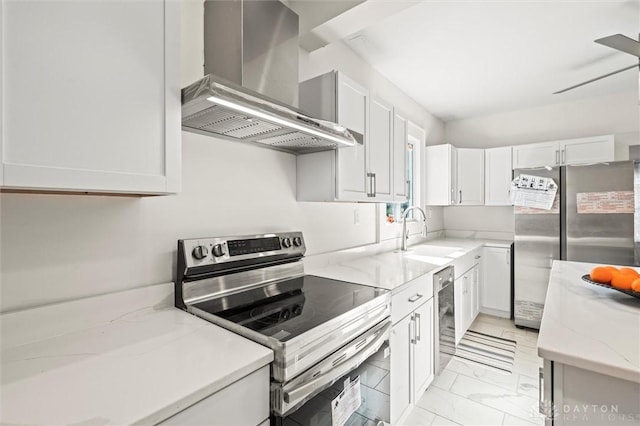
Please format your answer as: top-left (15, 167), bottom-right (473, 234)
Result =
top-left (212, 244), bottom-right (225, 257)
top-left (293, 237), bottom-right (303, 247)
top-left (282, 238), bottom-right (292, 248)
top-left (192, 245), bottom-right (208, 260)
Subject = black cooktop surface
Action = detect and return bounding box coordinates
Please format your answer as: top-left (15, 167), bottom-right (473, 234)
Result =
top-left (192, 275), bottom-right (387, 342)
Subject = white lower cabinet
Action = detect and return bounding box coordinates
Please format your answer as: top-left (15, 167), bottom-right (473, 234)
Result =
top-left (481, 246), bottom-right (511, 318)
top-left (390, 275), bottom-right (435, 423)
top-left (412, 298), bottom-right (434, 399)
top-left (159, 366), bottom-right (270, 426)
top-left (390, 314), bottom-right (412, 423)
top-left (541, 360), bottom-right (640, 426)
top-left (453, 251), bottom-right (481, 345)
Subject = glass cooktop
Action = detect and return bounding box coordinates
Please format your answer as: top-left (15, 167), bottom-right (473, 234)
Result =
top-left (192, 275), bottom-right (387, 342)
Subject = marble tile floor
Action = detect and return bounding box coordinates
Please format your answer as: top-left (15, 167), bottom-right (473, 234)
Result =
top-left (399, 314), bottom-right (545, 426)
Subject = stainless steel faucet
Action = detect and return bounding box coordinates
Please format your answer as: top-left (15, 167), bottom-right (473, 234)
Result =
top-left (401, 206), bottom-right (428, 251)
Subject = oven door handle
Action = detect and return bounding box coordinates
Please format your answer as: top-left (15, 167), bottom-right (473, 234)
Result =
top-left (283, 321), bottom-right (391, 405)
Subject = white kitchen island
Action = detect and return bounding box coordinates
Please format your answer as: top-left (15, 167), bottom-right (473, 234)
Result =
top-left (537, 260), bottom-right (640, 426)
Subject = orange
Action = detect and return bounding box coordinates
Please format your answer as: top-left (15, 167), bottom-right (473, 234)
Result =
top-left (590, 267), bottom-right (612, 284)
top-left (631, 278), bottom-right (640, 293)
top-left (619, 267), bottom-right (639, 277)
top-left (611, 271), bottom-right (635, 291)
top-left (604, 266), bottom-right (619, 272)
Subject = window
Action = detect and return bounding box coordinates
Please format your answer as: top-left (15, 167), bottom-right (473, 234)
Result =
top-left (386, 141), bottom-right (415, 223)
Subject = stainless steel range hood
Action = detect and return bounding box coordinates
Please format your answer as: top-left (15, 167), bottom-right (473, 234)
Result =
top-left (181, 0), bottom-right (357, 155)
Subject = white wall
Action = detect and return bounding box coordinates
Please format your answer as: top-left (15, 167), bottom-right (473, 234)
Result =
top-left (442, 90), bottom-right (639, 237)
top-left (0, 0), bottom-right (444, 312)
top-left (445, 90), bottom-right (638, 148)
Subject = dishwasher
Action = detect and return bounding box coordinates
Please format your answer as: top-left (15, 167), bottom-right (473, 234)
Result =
top-left (433, 266), bottom-right (455, 375)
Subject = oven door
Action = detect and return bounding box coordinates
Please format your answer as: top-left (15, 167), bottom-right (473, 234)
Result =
top-left (271, 319), bottom-right (391, 426)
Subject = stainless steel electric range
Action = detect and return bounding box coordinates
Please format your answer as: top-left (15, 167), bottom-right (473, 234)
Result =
top-left (175, 232), bottom-right (391, 425)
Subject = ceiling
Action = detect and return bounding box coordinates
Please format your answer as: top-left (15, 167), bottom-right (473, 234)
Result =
top-left (291, 0), bottom-right (639, 122)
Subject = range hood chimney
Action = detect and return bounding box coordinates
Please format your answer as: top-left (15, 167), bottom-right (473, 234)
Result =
top-left (181, 0), bottom-right (357, 154)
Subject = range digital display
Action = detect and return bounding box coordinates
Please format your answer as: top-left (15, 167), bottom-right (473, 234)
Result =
top-left (228, 237), bottom-right (282, 256)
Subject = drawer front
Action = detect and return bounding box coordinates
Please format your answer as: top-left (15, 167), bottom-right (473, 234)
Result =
top-left (391, 274), bottom-right (432, 324)
top-left (451, 249), bottom-right (481, 279)
top-left (159, 366), bottom-right (269, 426)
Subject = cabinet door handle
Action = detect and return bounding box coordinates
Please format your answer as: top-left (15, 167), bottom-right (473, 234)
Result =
top-left (459, 190), bottom-right (462, 204)
top-left (366, 173), bottom-right (374, 197)
top-left (474, 255), bottom-right (481, 260)
top-left (408, 293), bottom-right (423, 303)
top-left (506, 249), bottom-right (510, 265)
top-left (555, 150), bottom-right (560, 165)
top-left (406, 180), bottom-right (410, 198)
top-left (451, 189), bottom-right (455, 204)
top-left (415, 312), bottom-right (421, 342)
top-left (561, 149), bottom-right (565, 164)
top-left (373, 173), bottom-right (377, 197)
top-left (538, 367), bottom-right (545, 416)
top-left (410, 315), bottom-right (416, 344)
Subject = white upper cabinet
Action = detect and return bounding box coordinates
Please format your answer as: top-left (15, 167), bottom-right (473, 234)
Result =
top-left (297, 71), bottom-right (370, 201)
top-left (393, 112), bottom-right (408, 202)
top-left (484, 146), bottom-right (513, 206)
top-left (561, 135), bottom-right (615, 165)
top-left (512, 135), bottom-right (615, 169)
top-left (368, 97), bottom-right (393, 201)
top-left (426, 145), bottom-right (484, 206)
top-left (0, 0), bottom-right (180, 195)
top-left (511, 141), bottom-right (559, 169)
top-left (297, 70), bottom-right (406, 203)
top-left (456, 148), bottom-right (484, 205)
top-left (425, 144), bottom-right (457, 206)
top-left (336, 73), bottom-right (369, 200)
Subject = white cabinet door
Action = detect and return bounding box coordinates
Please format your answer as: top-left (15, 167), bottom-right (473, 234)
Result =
top-left (425, 144), bottom-right (456, 206)
top-left (463, 273), bottom-right (473, 332)
top-left (393, 111), bottom-right (408, 201)
top-left (561, 135), bottom-right (615, 165)
top-left (456, 148), bottom-right (485, 205)
top-left (481, 246), bottom-right (511, 318)
top-left (512, 141), bottom-right (560, 169)
top-left (368, 97), bottom-right (393, 201)
top-left (1, 0), bottom-right (180, 194)
top-left (390, 315), bottom-right (412, 424)
top-left (470, 264), bottom-right (480, 324)
top-left (336, 73), bottom-right (369, 200)
top-left (485, 146), bottom-right (513, 206)
top-left (412, 298), bottom-right (434, 399)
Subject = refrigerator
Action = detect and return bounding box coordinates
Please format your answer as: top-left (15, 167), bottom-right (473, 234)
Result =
top-left (514, 160), bottom-right (637, 329)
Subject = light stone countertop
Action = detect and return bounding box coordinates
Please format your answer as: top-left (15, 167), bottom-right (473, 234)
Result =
top-left (0, 236), bottom-right (512, 424)
top-left (538, 260), bottom-right (640, 383)
top-left (0, 283), bottom-right (273, 425)
top-left (305, 238), bottom-right (512, 291)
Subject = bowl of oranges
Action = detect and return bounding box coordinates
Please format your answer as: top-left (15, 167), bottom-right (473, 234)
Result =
top-left (583, 266), bottom-right (640, 299)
